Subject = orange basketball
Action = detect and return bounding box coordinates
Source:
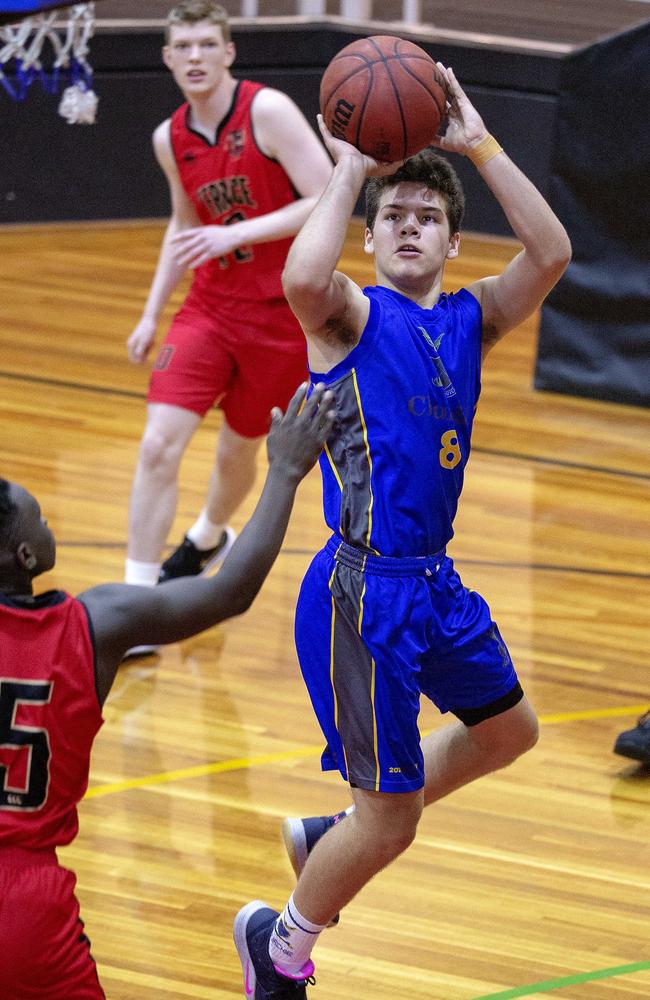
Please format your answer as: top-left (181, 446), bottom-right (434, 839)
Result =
top-left (319, 35), bottom-right (447, 162)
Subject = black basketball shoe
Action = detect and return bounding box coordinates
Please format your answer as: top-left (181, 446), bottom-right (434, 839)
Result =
top-left (614, 711), bottom-right (650, 764)
top-left (158, 527), bottom-right (236, 583)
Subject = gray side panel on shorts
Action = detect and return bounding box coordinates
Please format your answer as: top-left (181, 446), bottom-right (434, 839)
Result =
top-left (330, 562), bottom-right (379, 790)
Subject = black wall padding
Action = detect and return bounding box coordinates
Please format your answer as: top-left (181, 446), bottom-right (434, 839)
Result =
top-left (535, 20), bottom-right (650, 407)
top-left (0, 24), bottom-right (561, 234)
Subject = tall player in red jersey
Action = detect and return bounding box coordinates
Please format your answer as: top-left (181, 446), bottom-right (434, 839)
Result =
top-left (0, 384), bottom-right (334, 998)
top-left (124, 1), bottom-right (332, 630)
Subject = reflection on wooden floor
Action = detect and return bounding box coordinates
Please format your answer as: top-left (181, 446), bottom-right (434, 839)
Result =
top-left (1, 221), bottom-right (649, 999)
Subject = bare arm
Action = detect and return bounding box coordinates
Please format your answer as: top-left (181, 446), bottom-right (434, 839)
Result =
top-left (79, 384), bottom-right (335, 704)
top-left (171, 89), bottom-right (333, 269)
top-left (282, 117), bottom-right (402, 370)
top-left (126, 120), bottom-right (201, 363)
top-left (432, 66), bottom-right (571, 356)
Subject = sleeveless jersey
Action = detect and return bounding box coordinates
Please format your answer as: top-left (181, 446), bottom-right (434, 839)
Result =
top-left (0, 591), bottom-right (102, 850)
top-left (311, 285), bottom-right (483, 557)
top-left (170, 79), bottom-right (298, 306)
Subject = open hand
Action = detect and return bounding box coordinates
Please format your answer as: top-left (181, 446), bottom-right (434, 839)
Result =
top-left (267, 382), bottom-right (336, 481)
top-left (171, 225), bottom-right (239, 269)
top-left (317, 115), bottom-right (404, 177)
top-left (429, 64), bottom-right (489, 155)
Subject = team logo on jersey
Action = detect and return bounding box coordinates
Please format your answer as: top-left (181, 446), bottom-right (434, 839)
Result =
top-left (197, 175), bottom-right (257, 219)
top-left (226, 128), bottom-right (246, 157)
top-left (417, 325), bottom-right (456, 398)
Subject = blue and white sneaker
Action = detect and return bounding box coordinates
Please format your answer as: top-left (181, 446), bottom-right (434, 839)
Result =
top-left (233, 900), bottom-right (315, 999)
top-left (282, 813), bottom-right (348, 927)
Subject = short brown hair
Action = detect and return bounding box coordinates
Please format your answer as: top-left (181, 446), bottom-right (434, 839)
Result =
top-left (166, 0), bottom-right (231, 43)
top-left (365, 149), bottom-right (465, 235)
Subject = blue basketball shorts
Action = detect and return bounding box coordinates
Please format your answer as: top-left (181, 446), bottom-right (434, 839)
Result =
top-left (294, 536), bottom-right (523, 794)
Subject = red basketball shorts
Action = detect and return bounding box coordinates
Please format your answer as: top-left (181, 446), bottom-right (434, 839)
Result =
top-left (0, 846), bottom-right (105, 998)
top-left (147, 292), bottom-right (308, 438)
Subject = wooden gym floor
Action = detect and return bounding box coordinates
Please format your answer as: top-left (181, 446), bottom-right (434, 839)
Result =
top-left (0, 221), bottom-right (649, 998)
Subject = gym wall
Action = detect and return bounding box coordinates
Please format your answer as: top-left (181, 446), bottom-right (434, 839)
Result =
top-left (0, 22), bottom-right (560, 235)
top-left (535, 20), bottom-right (650, 408)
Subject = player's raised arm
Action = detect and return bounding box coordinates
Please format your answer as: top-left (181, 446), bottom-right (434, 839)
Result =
top-left (79, 383), bottom-right (335, 704)
top-left (432, 65), bottom-right (571, 353)
top-left (282, 117), bottom-right (401, 352)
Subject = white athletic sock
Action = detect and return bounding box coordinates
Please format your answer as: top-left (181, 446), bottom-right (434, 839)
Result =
top-left (268, 894), bottom-right (326, 977)
top-left (186, 509), bottom-right (225, 550)
top-left (125, 559), bottom-right (161, 587)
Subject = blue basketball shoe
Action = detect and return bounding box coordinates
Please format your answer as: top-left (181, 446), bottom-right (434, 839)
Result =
top-left (233, 900), bottom-right (315, 999)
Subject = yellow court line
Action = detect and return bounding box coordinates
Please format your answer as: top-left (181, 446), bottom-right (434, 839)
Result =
top-left (85, 704), bottom-right (648, 800)
top-left (85, 745), bottom-right (322, 799)
top-left (541, 704), bottom-right (648, 724)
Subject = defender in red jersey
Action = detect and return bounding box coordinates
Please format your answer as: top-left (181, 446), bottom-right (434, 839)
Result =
top-left (124, 0), bottom-right (332, 614)
top-left (0, 384), bottom-right (334, 998)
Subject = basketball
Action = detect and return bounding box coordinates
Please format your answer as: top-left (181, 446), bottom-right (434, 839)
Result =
top-left (319, 35), bottom-right (447, 163)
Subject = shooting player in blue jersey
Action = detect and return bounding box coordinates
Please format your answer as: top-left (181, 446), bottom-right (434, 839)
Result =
top-left (233, 64), bottom-right (572, 999)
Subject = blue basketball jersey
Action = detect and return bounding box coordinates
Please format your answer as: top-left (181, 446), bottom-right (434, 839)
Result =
top-left (310, 284), bottom-right (483, 557)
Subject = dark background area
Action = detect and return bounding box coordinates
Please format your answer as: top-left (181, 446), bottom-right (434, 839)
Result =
top-left (1, 2), bottom-right (648, 407)
top-left (1, 19), bottom-right (562, 234)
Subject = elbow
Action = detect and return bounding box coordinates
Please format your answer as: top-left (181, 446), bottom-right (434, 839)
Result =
top-left (281, 265), bottom-right (328, 310)
top-left (224, 586), bottom-right (257, 619)
top-left (552, 228), bottom-right (572, 275)
top-left (233, 592), bottom-right (255, 617)
top-left (540, 230), bottom-right (572, 285)
top-left (557, 229), bottom-right (572, 272)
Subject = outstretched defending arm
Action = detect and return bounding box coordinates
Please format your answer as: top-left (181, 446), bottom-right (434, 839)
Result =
top-left (79, 383), bottom-right (335, 704)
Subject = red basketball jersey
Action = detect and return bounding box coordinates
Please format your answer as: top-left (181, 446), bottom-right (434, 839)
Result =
top-left (170, 79), bottom-right (298, 307)
top-left (0, 591), bottom-right (102, 850)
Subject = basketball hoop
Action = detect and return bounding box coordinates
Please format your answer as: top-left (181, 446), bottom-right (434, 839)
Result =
top-left (0, 3), bottom-right (97, 123)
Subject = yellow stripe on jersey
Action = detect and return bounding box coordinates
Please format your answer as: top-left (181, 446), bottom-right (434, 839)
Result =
top-left (324, 440), bottom-right (343, 491)
top-left (351, 368), bottom-right (378, 553)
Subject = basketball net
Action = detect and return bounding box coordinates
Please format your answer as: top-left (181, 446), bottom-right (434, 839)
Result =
top-left (0, 3), bottom-right (97, 123)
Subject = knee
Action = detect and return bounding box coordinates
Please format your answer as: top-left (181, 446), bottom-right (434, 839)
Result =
top-left (138, 425), bottom-right (185, 474)
top-left (376, 824), bottom-right (418, 862)
top-left (484, 711), bottom-right (539, 771)
top-left (358, 802), bottom-right (421, 864)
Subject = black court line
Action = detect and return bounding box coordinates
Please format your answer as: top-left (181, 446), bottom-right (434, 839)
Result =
top-left (472, 445), bottom-right (650, 483)
top-left (2, 369), bottom-right (649, 484)
top-left (55, 541), bottom-right (650, 581)
top-left (0, 369), bottom-right (145, 401)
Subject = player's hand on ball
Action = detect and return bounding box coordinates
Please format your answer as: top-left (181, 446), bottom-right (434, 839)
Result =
top-left (317, 115), bottom-right (404, 177)
top-left (267, 382), bottom-right (336, 481)
top-left (171, 225), bottom-right (239, 269)
top-left (430, 64), bottom-right (489, 154)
